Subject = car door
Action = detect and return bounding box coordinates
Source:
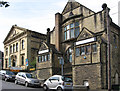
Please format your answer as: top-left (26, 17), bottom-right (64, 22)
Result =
top-left (47, 77), bottom-right (59, 89)
top-left (17, 73), bottom-right (22, 83)
top-left (21, 74), bottom-right (26, 84)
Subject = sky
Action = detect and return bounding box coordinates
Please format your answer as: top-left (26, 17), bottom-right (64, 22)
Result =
top-left (0, 0), bottom-right (119, 52)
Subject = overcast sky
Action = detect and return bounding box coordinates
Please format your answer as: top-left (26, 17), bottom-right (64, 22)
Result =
top-left (0, 0), bottom-right (119, 52)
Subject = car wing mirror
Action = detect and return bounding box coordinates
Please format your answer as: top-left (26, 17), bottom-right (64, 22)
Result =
top-left (22, 75), bottom-right (26, 79)
top-left (2, 73), bottom-right (5, 76)
top-left (49, 79), bottom-right (52, 82)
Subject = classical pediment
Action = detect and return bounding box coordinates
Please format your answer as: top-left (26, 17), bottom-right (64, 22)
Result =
top-left (4, 25), bottom-right (26, 43)
top-left (77, 27), bottom-right (95, 41)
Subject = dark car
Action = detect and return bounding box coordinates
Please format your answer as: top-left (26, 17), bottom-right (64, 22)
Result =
top-left (2, 71), bottom-right (16, 82)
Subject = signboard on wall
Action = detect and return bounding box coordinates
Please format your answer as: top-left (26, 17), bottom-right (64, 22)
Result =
top-left (9, 58), bottom-right (11, 67)
top-left (26, 59), bottom-right (28, 66)
top-left (10, 67), bottom-right (22, 72)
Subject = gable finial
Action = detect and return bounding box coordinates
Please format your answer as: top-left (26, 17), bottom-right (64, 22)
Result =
top-left (68, 0), bottom-right (74, 16)
top-left (68, 0), bottom-right (76, 2)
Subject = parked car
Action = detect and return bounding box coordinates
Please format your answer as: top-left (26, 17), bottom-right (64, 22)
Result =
top-left (0, 70), bottom-right (6, 76)
top-left (43, 75), bottom-right (73, 91)
top-left (0, 70), bottom-right (16, 82)
top-left (0, 70), bottom-right (6, 79)
top-left (15, 72), bottom-right (41, 87)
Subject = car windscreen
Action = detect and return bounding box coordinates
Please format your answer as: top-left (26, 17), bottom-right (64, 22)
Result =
top-left (62, 77), bottom-right (72, 82)
top-left (26, 73), bottom-right (34, 78)
top-left (6, 71), bottom-right (15, 75)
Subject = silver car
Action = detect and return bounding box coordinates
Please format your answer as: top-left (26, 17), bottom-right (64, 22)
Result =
top-left (15, 72), bottom-right (41, 87)
top-left (43, 75), bottom-right (73, 91)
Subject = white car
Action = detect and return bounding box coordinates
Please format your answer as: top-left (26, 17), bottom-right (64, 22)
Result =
top-left (43, 75), bottom-right (73, 91)
top-left (15, 72), bottom-right (41, 87)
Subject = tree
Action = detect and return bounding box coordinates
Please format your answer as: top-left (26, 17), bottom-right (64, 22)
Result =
top-left (0, 1), bottom-right (9, 8)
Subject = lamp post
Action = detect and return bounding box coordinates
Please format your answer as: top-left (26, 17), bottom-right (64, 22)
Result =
top-left (58, 57), bottom-right (64, 76)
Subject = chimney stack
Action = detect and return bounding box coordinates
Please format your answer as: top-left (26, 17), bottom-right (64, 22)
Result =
top-left (47, 28), bottom-right (50, 44)
top-left (55, 12), bottom-right (62, 51)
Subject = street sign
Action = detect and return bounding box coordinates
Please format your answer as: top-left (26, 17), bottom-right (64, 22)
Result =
top-left (58, 57), bottom-right (64, 65)
top-left (26, 59), bottom-right (28, 66)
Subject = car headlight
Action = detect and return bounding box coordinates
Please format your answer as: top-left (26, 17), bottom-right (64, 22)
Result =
top-left (7, 75), bottom-right (12, 78)
top-left (27, 79), bottom-right (32, 83)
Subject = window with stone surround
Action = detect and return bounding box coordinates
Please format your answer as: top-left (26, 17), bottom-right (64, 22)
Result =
top-left (10, 46), bottom-right (12, 54)
top-left (38, 56), bottom-right (41, 63)
top-left (6, 47), bottom-right (8, 56)
top-left (22, 40), bottom-right (24, 49)
top-left (92, 44), bottom-right (97, 53)
top-left (75, 47), bottom-right (80, 57)
top-left (16, 43), bottom-right (18, 52)
top-left (64, 21), bottom-right (80, 40)
top-left (21, 56), bottom-right (24, 65)
top-left (86, 45), bottom-right (91, 54)
top-left (75, 44), bottom-right (97, 57)
top-left (38, 54), bottom-right (50, 63)
top-left (113, 34), bottom-right (117, 48)
top-left (13, 44), bottom-right (15, 53)
top-left (66, 48), bottom-right (73, 62)
top-left (80, 46), bottom-right (85, 55)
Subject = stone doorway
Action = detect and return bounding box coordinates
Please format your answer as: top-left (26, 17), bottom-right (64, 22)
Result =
top-left (12, 59), bottom-right (16, 67)
top-left (11, 55), bottom-right (17, 67)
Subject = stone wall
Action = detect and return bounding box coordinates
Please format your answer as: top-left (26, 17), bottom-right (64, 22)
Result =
top-left (73, 64), bottom-right (102, 89)
top-left (37, 68), bottom-right (52, 80)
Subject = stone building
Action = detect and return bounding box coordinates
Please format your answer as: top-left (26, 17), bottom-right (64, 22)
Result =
top-left (3, 25), bottom-right (46, 71)
top-left (3, 0), bottom-right (120, 90)
top-left (36, 0), bottom-right (120, 90)
top-left (36, 28), bottom-right (62, 79)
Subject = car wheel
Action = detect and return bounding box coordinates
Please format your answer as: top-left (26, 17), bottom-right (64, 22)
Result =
top-left (25, 82), bottom-right (29, 87)
top-left (15, 80), bottom-right (18, 84)
top-left (43, 85), bottom-right (48, 91)
top-left (57, 87), bottom-right (63, 91)
top-left (5, 78), bottom-right (8, 82)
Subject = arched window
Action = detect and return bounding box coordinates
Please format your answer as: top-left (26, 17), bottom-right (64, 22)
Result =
top-left (113, 35), bottom-right (116, 44)
top-left (113, 34), bottom-right (117, 48)
top-left (22, 56), bottom-right (24, 65)
top-left (12, 59), bottom-right (16, 67)
top-left (67, 48), bottom-right (72, 62)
